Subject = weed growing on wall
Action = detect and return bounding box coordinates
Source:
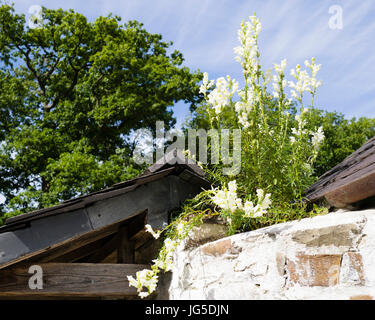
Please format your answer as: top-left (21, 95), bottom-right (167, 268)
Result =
top-left (127, 14), bottom-right (328, 298)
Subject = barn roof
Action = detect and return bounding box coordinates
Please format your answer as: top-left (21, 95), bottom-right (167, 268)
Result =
top-left (0, 149), bottom-right (210, 269)
top-left (303, 136), bottom-right (375, 208)
top-left (1, 148), bottom-right (208, 232)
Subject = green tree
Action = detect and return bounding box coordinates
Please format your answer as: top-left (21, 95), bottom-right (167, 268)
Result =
top-left (0, 4), bottom-right (202, 221)
top-left (307, 109), bottom-right (375, 177)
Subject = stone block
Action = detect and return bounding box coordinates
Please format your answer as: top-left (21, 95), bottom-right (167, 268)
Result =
top-left (186, 223), bottom-right (228, 248)
top-left (287, 254), bottom-right (341, 287)
top-left (291, 224), bottom-right (360, 248)
top-left (201, 239), bottom-right (232, 256)
top-left (339, 252), bottom-right (365, 285)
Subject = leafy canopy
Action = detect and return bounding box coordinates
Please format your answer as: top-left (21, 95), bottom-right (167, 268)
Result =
top-left (0, 4), bottom-right (202, 220)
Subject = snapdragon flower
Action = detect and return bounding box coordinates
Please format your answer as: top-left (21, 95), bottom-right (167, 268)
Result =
top-left (211, 181), bottom-right (272, 219)
top-left (234, 15), bottom-right (261, 72)
top-left (199, 72), bottom-right (214, 95)
top-left (145, 224), bottom-right (161, 239)
top-left (272, 59), bottom-right (288, 99)
top-left (243, 189), bottom-right (272, 218)
top-left (311, 126), bottom-right (325, 150)
top-left (274, 59), bottom-right (287, 75)
top-left (235, 87), bottom-right (254, 128)
top-left (211, 180), bottom-right (241, 212)
top-left (207, 76), bottom-right (234, 115)
top-left (127, 268), bottom-right (158, 298)
top-left (228, 180), bottom-right (237, 192)
top-left (156, 238), bottom-right (178, 272)
top-left (289, 58), bottom-right (322, 104)
top-left (289, 109), bottom-right (309, 143)
top-left (295, 109), bottom-right (308, 132)
top-left (164, 237), bottom-right (177, 251)
top-left (238, 111), bottom-right (250, 129)
top-left (288, 65), bottom-right (312, 104)
top-left (305, 57), bottom-right (321, 78)
top-left (304, 58), bottom-right (322, 95)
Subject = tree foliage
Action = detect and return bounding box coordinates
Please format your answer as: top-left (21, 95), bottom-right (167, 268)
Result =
top-left (0, 4), bottom-right (202, 221)
top-left (307, 109), bottom-right (375, 177)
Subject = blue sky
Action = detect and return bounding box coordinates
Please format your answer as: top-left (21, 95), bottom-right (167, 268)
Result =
top-left (10, 0), bottom-right (375, 127)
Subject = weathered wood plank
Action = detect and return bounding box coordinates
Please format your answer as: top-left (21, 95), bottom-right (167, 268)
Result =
top-left (324, 170), bottom-right (375, 207)
top-left (304, 136), bottom-right (375, 207)
top-left (50, 236), bottom-right (111, 263)
top-left (118, 226), bottom-right (135, 264)
top-left (85, 234), bottom-right (120, 263)
top-left (0, 263), bottom-right (149, 298)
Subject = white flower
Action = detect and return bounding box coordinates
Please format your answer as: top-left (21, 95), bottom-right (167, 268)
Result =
top-left (211, 181), bottom-right (243, 213)
top-left (199, 72), bottom-right (214, 95)
top-left (127, 275), bottom-right (138, 288)
top-left (274, 59), bottom-right (287, 74)
top-left (256, 188), bottom-right (264, 200)
top-left (236, 197), bottom-right (243, 209)
top-left (305, 57), bottom-right (321, 77)
top-left (290, 58), bottom-right (322, 100)
top-left (127, 268), bottom-right (159, 298)
top-left (242, 189), bottom-right (272, 218)
top-left (207, 76), bottom-right (232, 115)
top-left (230, 77), bottom-right (239, 95)
top-left (145, 224), bottom-right (160, 239)
top-left (259, 192), bottom-right (272, 211)
top-left (311, 126), bottom-right (325, 150)
top-left (293, 110), bottom-right (308, 136)
top-left (228, 180), bottom-right (237, 192)
top-left (176, 222), bottom-right (185, 236)
top-left (139, 292), bottom-right (149, 299)
top-left (310, 78), bottom-right (322, 91)
top-left (238, 112), bottom-right (250, 128)
top-left (234, 16), bottom-right (260, 72)
top-left (235, 101), bottom-right (245, 113)
top-left (244, 200), bottom-right (255, 217)
top-left (152, 258), bottom-right (164, 269)
top-left (272, 60), bottom-right (289, 102)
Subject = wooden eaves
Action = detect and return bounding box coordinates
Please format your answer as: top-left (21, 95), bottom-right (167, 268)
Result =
top-left (0, 209), bottom-right (149, 298)
top-left (0, 149), bottom-right (211, 299)
top-left (304, 136), bottom-right (375, 208)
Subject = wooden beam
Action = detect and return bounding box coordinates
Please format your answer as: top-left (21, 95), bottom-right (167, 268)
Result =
top-left (49, 236), bottom-right (112, 263)
top-left (132, 230), bottom-right (155, 250)
top-left (85, 234), bottom-right (120, 263)
top-left (118, 226), bottom-right (135, 264)
top-left (0, 263), bottom-right (149, 298)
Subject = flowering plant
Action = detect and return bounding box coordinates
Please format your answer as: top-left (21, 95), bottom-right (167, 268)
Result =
top-left (197, 14), bottom-right (325, 205)
top-left (128, 14), bottom-right (328, 299)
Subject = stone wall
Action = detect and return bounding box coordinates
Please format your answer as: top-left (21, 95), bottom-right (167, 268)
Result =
top-left (165, 209), bottom-right (375, 300)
